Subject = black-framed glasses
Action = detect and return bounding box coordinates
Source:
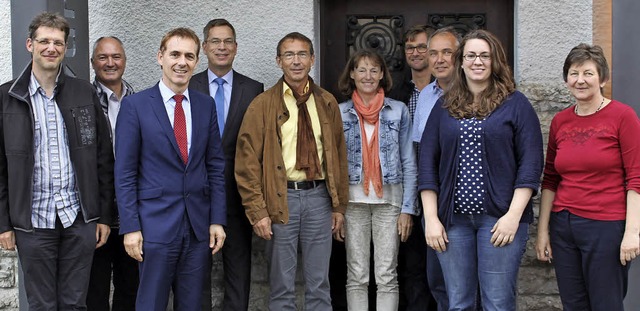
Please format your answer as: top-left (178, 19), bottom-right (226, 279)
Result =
top-left (405, 44), bottom-right (428, 54)
top-left (463, 53), bottom-right (491, 62)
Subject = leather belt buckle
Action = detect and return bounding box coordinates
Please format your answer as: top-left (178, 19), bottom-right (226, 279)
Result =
top-left (287, 180), bottom-right (323, 190)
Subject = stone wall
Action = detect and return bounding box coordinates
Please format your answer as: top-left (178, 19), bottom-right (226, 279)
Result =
top-left (516, 83), bottom-right (573, 311)
top-left (0, 251), bottom-right (18, 310)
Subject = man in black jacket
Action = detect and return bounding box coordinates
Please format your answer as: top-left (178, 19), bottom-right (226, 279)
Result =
top-left (388, 24), bottom-right (437, 311)
top-left (0, 12), bottom-right (114, 310)
top-left (190, 18), bottom-right (263, 311)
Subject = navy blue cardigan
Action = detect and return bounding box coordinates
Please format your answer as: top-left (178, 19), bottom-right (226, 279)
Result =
top-left (418, 91), bottom-right (543, 228)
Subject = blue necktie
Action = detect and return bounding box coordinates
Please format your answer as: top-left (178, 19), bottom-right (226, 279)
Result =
top-left (214, 78), bottom-right (226, 136)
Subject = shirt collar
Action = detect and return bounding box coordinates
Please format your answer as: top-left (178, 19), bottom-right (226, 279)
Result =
top-left (28, 69), bottom-right (61, 97)
top-left (28, 72), bottom-right (41, 97)
top-left (96, 81), bottom-right (118, 101)
top-left (410, 80), bottom-right (421, 92)
top-left (158, 79), bottom-right (190, 104)
top-left (282, 80), bottom-right (310, 97)
top-left (428, 79), bottom-right (443, 94)
top-left (207, 69), bottom-right (234, 86)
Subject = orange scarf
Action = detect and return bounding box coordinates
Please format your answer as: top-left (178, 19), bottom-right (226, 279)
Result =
top-left (352, 89), bottom-right (384, 198)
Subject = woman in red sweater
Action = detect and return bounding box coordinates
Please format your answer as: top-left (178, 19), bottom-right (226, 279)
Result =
top-left (536, 43), bottom-right (640, 311)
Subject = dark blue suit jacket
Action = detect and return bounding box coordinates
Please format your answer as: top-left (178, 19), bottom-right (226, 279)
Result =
top-left (114, 84), bottom-right (226, 243)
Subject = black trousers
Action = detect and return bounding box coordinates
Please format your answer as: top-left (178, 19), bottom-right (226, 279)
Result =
top-left (397, 214), bottom-right (437, 311)
top-left (202, 211), bottom-right (253, 311)
top-left (550, 210), bottom-right (629, 311)
top-left (87, 229), bottom-right (139, 311)
top-left (15, 215), bottom-right (96, 311)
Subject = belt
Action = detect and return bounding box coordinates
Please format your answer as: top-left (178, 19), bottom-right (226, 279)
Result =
top-left (287, 180), bottom-right (325, 190)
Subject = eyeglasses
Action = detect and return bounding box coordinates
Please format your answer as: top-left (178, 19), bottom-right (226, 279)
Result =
top-left (206, 38), bottom-right (235, 47)
top-left (279, 51), bottom-right (311, 61)
top-left (34, 38), bottom-right (66, 48)
top-left (463, 53), bottom-right (491, 62)
top-left (405, 44), bottom-right (428, 54)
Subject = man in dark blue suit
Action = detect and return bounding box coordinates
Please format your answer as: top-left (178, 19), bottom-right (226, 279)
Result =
top-left (190, 19), bottom-right (263, 311)
top-left (114, 27), bottom-right (226, 311)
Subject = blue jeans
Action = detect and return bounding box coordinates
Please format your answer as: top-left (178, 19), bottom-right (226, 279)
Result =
top-left (550, 210), bottom-right (628, 311)
top-left (436, 213), bottom-right (527, 311)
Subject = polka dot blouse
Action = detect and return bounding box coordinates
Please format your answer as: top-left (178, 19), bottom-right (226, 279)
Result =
top-left (454, 117), bottom-right (485, 214)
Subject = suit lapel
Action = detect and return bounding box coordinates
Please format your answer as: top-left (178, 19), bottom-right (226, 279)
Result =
top-left (192, 71), bottom-right (209, 95)
top-left (189, 91), bottom-right (205, 166)
top-left (149, 85), bottom-right (183, 163)
top-left (224, 71), bottom-right (245, 143)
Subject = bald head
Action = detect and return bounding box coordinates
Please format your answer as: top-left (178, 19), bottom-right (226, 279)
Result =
top-left (91, 36), bottom-right (127, 88)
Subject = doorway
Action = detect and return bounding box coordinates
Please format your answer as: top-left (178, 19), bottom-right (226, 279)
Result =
top-left (320, 0), bottom-right (514, 101)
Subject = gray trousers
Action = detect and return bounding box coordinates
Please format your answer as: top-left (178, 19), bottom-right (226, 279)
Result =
top-left (266, 185), bottom-right (333, 311)
top-left (345, 203), bottom-right (400, 311)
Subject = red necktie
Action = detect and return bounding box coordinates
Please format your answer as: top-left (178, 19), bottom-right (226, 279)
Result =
top-left (173, 94), bottom-right (188, 164)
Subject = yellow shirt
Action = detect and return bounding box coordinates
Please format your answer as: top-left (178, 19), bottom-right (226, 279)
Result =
top-left (281, 82), bottom-right (325, 181)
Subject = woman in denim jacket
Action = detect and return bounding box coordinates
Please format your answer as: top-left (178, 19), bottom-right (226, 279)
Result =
top-left (337, 50), bottom-right (417, 311)
top-left (419, 30), bottom-right (543, 311)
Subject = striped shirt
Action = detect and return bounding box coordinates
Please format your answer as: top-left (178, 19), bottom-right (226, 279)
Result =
top-left (29, 73), bottom-right (80, 229)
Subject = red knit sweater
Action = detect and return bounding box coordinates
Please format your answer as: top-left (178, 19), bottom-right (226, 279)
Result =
top-left (542, 100), bottom-right (640, 221)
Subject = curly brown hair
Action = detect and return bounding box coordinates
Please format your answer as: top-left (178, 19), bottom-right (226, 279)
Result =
top-left (443, 30), bottom-right (515, 119)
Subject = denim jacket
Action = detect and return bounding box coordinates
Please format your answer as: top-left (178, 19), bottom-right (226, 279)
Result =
top-left (339, 97), bottom-right (418, 214)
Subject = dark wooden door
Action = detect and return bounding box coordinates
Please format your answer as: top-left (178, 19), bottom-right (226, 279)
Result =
top-left (320, 0), bottom-right (514, 101)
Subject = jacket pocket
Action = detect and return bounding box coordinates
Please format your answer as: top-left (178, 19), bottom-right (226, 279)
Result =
top-left (69, 105), bottom-right (97, 147)
top-left (342, 120), bottom-right (362, 184)
top-left (3, 113), bottom-right (33, 155)
top-left (380, 119), bottom-right (401, 183)
top-left (138, 187), bottom-right (163, 200)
